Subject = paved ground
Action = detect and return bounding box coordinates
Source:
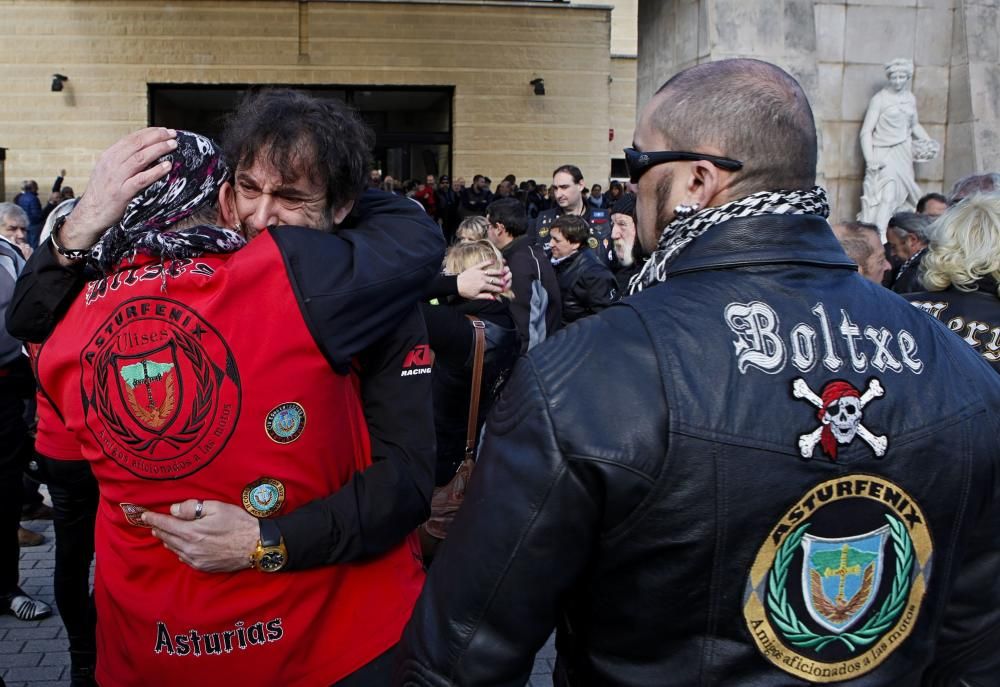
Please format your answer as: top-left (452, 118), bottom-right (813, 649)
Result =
top-left (0, 516), bottom-right (71, 687)
top-left (1, 507), bottom-right (557, 686)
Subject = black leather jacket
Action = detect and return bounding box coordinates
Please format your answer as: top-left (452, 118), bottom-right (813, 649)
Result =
top-left (396, 214), bottom-right (1000, 686)
top-left (531, 204), bottom-right (612, 265)
top-left (553, 248), bottom-right (619, 325)
top-left (906, 278), bottom-right (1000, 373)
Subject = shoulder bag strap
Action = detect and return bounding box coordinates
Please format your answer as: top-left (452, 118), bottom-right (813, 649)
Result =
top-left (465, 316), bottom-right (487, 459)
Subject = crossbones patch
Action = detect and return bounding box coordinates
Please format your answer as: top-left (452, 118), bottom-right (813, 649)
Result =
top-left (792, 378), bottom-right (888, 460)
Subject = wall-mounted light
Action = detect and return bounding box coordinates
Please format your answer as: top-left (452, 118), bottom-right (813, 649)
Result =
top-left (530, 78), bottom-right (545, 96)
top-left (51, 74), bottom-right (69, 92)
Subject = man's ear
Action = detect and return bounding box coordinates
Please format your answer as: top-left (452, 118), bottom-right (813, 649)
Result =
top-left (331, 199), bottom-right (355, 226)
top-left (218, 182), bottom-right (238, 230)
top-left (685, 160), bottom-right (725, 209)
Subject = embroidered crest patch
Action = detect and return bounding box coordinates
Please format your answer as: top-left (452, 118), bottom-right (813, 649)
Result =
top-left (119, 502), bottom-right (152, 528)
top-left (793, 378), bottom-right (888, 460)
top-left (81, 297), bottom-right (241, 480)
top-left (743, 475), bottom-right (932, 683)
top-left (538, 227), bottom-right (550, 238)
top-left (265, 402), bottom-right (305, 444)
top-left (242, 477), bottom-right (286, 518)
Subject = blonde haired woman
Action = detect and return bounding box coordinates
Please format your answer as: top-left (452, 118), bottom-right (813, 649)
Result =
top-left (421, 240), bottom-right (519, 484)
top-left (905, 193), bottom-right (1000, 371)
top-left (454, 215), bottom-right (489, 243)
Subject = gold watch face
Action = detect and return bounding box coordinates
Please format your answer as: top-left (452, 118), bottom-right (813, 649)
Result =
top-left (258, 548), bottom-right (286, 572)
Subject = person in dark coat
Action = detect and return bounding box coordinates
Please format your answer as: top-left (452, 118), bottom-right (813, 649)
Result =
top-left (906, 192), bottom-right (1000, 373)
top-left (609, 192), bottom-right (645, 293)
top-left (887, 211), bottom-right (931, 293)
top-left (549, 215), bottom-right (620, 325)
top-left (422, 240), bottom-right (519, 484)
top-left (486, 198), bottom-right (561, 353)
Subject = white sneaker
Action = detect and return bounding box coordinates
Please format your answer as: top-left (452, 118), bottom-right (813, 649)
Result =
top-left (7, 593), bottom-right (52, 620)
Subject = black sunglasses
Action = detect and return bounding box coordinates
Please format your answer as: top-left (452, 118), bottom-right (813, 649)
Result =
top-left (623, 147), bottom-right (743, 184)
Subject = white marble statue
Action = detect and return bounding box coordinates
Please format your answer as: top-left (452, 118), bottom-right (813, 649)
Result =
top-left (858, 58), bottom-right (940, 239)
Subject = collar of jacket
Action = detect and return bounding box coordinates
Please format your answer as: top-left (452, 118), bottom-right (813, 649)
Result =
top-left (662, 213), bottom-right (857, 279)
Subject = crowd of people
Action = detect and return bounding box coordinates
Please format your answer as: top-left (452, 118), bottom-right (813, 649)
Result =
top-left (1, 57), bottom-right (999, 687)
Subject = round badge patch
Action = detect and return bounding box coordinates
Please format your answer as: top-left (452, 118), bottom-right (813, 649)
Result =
top-left (587, 236), bottom-right (599, 250)
top-left (538, 227), bottom-right (550, 238)
top-left (81, 297), bottom-right (241, 480)
top-left (265, 402), bottom-right (306, 444)
top-left (242, 477), bottom-right (286, 518)
top-left (743, 475), bottom-right (932, 682)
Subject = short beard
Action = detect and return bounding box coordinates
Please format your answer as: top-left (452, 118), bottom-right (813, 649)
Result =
top-left (637, 169), bottom-right (674, 258)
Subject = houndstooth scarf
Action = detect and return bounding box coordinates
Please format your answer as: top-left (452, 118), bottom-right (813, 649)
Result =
top-left (628, 186), bottom-right (829, 294)
top-left (89, 130), bottom-right (245, 275)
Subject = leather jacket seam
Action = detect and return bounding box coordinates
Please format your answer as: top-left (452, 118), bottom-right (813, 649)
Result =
top-left (563, 453), bottom-right (655, 483)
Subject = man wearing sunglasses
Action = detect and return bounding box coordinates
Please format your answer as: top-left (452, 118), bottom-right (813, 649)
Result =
top-left (397, 58), bottom-right (1000, 686)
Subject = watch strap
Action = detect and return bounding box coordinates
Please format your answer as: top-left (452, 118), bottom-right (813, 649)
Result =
top-left (258, 518), bottom-right (282, 548)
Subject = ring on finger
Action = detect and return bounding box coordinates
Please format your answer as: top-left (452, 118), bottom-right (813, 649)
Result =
top-left (194, 500), bottom-right (204, 519)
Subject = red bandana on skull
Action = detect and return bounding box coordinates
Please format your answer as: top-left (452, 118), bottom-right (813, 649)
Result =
top-left (818, 380), bottom-right (860, 459)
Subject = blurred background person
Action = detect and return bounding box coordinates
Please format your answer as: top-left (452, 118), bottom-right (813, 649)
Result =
top-left (886, 211), bottom-right (932, 293)
top-left (454, 215), bottom-right (489, 244)
top-left (917, 192), bottom-right (947, 217)
top-left (906, 193), bottom-right (1000, 372)
top-left (831, 220), bottom-right (890, 284)
top-left (549, 215), bottom-right (619, 325)
top-left (609, 193), bottom-right (644, 292)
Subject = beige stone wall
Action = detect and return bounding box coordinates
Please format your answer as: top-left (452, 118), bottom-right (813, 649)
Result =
top-left (609, 56), bottom-right (636, 161)
top-left (635, 0), bottom-right (1000, 222)
top-left (0, 1), bottom-right (618, 199)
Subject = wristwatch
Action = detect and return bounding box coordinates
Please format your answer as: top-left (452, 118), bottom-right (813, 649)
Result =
top-left (250, 518), bottom-right (287, 572)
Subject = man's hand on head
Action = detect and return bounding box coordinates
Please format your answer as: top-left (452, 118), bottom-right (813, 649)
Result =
top-left (142, 499), bottom-right (261, 573)
top-left (54, 127), bottom-right (178, 266)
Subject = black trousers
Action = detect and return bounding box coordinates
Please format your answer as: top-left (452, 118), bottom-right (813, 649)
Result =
top-left (41, 456), bottom-right (98, 660)
top-left (0, 384), bottom-right (29, 596)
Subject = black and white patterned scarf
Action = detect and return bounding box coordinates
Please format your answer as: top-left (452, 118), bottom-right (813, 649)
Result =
top-left (629, 186), bottom-right (829, 294)
top-left (89, 130), bottom-right (245, 274)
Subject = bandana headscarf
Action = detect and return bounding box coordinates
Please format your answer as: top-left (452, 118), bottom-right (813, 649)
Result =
top-left (89, 131), bottom-right (245, 274)
top-left (628, 186), bottom-right (829, 294)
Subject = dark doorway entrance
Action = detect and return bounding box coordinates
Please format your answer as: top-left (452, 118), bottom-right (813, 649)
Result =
top-left (148, 85), bottom-right (453, 182)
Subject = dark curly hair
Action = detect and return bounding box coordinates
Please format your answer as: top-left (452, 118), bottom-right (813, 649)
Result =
top-left (221, 89), bottom-right (374, 221)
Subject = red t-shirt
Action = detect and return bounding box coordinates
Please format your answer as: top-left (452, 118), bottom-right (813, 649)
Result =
top-left (36, 233), bottom-right (424, 686)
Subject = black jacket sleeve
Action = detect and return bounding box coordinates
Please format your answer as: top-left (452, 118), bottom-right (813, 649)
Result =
top-left (274, 306), bottom-right (435, 569)
top-left (6, 241), bottom-right (89, 343)
top-left (424, 274), bottom-right (458, 301)
top-left (271, 189), bottom-right (445, 369)
top-left (419, 302), bottom-right (474, 368)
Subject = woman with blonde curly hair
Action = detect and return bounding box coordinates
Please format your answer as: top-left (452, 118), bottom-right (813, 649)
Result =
top-left (905, 193), bottom-right (1000, 371)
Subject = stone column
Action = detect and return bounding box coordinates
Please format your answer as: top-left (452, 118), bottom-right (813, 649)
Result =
top-left (946, 0), bottom-right (1000, 191)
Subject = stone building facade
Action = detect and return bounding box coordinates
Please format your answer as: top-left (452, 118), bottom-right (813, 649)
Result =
top-left (637, 0), bottom-right (1000, 220)
top-left (0, 0), bottom-right (637, 201)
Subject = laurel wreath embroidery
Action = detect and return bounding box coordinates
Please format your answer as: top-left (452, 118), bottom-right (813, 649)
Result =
top-left (766, 515), bottom-right (913, 652)
top-left (93, 329), bottom-right (215, 452)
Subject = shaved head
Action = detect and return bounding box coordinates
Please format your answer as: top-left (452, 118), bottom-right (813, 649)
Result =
top-left (650, 59), bottom-right (817, 198)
